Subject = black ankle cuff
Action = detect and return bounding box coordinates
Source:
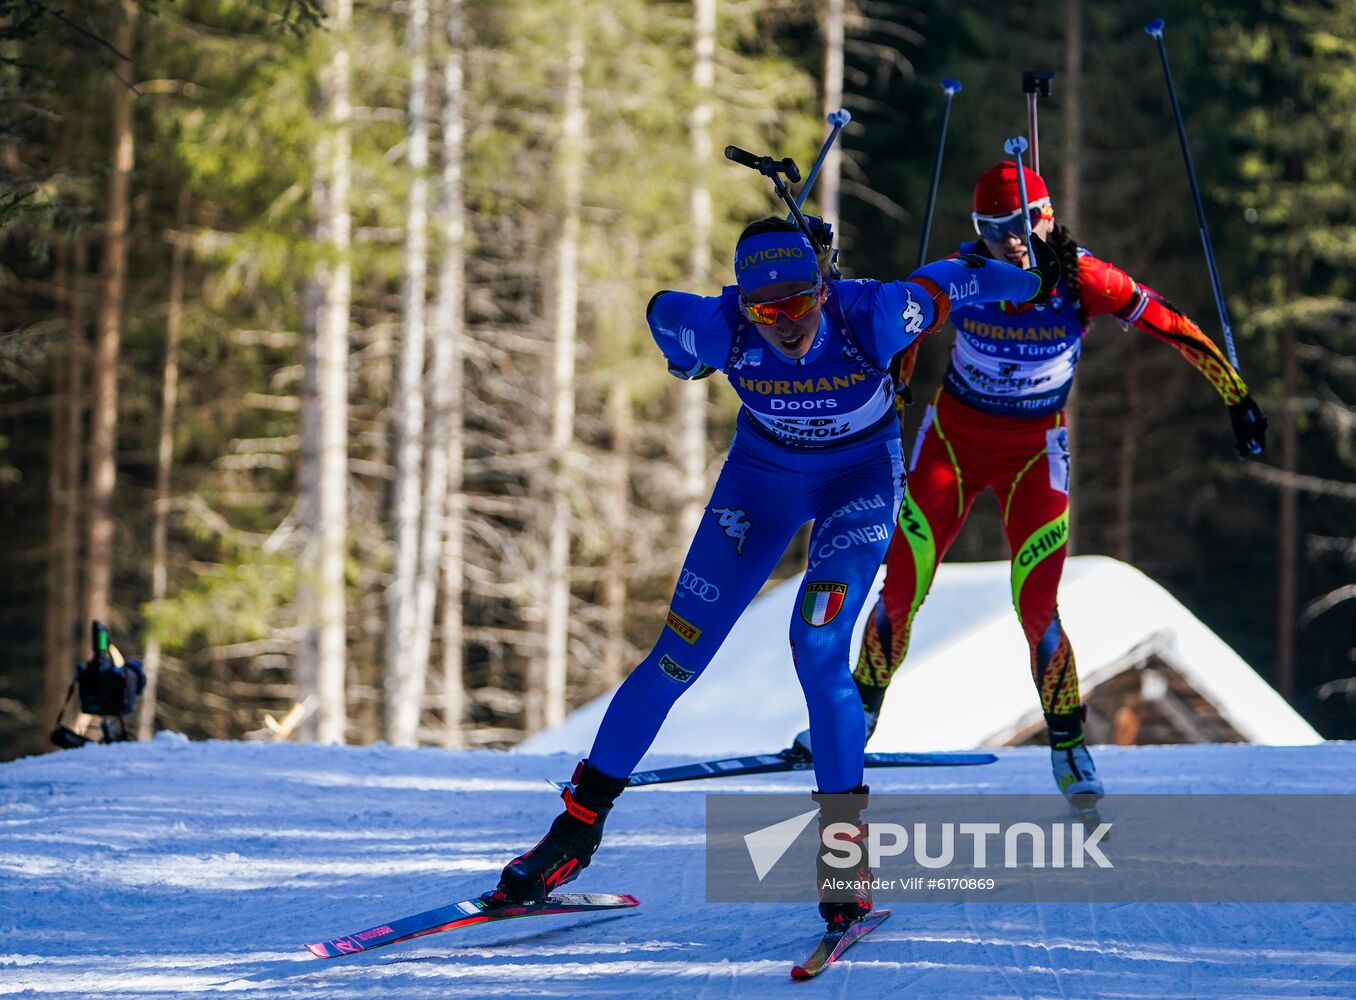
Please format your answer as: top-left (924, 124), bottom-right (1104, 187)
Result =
top-left (566, 760), bottom-right (629, 809)
top-left (1045, 709), bottom-right (1085, 750)
top-left (813, 784), bottom-right (870, 821)
top-left (855, 678), bottom-right (887, 715)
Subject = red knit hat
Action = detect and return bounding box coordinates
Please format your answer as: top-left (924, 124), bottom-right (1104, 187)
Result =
top-left (973, 161), bottom-right (1051, 216)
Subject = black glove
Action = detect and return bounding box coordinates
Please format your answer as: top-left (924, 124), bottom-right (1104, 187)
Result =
top-left (1228, 395), bottom-right (1267, 458)
top-left (1025, 232), bottom-right (1061, 304)
top-left (667, 360), bottom-right (715, 381)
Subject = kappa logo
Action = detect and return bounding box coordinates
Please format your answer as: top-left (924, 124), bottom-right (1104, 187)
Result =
top-left (901, 290), bottom-right (924, 334)
top-left (731, 348), bottom-right (764, 370)
top-left (658, 654), bottom-right (695, 684)
top-left (711, 507), bottom-right (750, 555)
top-left (678, 569), bottom-right (721, 602)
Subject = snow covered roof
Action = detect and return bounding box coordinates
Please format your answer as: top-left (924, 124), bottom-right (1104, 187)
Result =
top-left (520, 556), bottom-right (1320, 761)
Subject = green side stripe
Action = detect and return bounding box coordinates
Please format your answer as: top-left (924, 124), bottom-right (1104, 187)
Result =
top-left (895, 487), bottom-right (936, 615)
top-left (1011, 509), bottom-right (1070, 608)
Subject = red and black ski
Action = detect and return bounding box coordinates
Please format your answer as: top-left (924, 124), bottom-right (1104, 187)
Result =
top-left (304, 891), bottom-right (639, 959)
top-left (790, 909), bottom-right (891, 980)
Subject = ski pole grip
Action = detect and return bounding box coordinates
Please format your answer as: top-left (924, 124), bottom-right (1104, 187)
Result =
top-left (1021, 69), bottom-right (1054, 97)
top-left (1145, 17), bottom-right (1165, 37)
top-left (724, 145), bottom-right (761, 169)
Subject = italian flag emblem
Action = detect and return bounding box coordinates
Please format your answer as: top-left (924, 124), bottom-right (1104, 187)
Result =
top-left (800, 582), bottom-right (848, 627)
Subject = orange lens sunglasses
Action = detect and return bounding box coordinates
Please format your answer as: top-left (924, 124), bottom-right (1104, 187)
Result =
top-left (740, 280), bottom-right (827, 325)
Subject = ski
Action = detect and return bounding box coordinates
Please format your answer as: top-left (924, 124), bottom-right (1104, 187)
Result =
top-left (790, 909), bottom-right (891, 980)
top-left (552, 750), bottom-right (997, 791)
top-left (304, 891), bottom-right (639, 959)
top-left (1069, 794), bottom-right (1108, 834)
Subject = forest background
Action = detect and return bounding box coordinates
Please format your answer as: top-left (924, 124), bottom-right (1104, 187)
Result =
top-left (2, 0), bottom-right (1353, 759)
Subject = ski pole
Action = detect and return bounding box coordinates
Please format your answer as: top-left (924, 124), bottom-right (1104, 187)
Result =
top-left (793, 108), bottom-right (852, 212)
top-left (724, 145), bottom-right (821, 250)
top-left (916, 77), bottom-right (961, 268)
top-left (1021, 70), bottom-right (1054, 175)
top-left (1003, 135), bottom-right (1036, 264)
top-left (1144, 17), bottom-right (1240, 371)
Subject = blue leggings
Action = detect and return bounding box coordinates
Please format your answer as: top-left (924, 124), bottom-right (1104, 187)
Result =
top-left (589, 420), bottom-right (906, 792)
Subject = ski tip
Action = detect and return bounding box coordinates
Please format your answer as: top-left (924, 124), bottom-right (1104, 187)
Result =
top-left (304, 943), bottom-right (329, 959)
top-left (790, 964), bottom-right (812, 981)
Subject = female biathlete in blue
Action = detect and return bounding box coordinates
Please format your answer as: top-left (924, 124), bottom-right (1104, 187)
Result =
top-left (489, 216), bottom-right (1059, 927)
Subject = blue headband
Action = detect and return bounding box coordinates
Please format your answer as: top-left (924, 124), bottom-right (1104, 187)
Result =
top-left (733, 230), bottom-right (820, 292)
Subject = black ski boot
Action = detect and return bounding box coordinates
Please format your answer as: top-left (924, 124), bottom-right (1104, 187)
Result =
top-left (857, 677), bottom-right (887, 744)
top-left (489, 760), bottom-right (629, 905)
top-left (814, 784), bottom-right (873, 927)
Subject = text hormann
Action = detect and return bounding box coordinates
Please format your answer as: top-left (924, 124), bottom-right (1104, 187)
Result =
top-left (738, 373), bottom-right (867, 395)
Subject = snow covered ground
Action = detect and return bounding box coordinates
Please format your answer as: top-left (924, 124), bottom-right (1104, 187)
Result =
top-left (3, 735), bottom-right (1354, 998)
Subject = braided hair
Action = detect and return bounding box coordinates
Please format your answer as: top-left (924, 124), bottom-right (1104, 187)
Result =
top-left (1048, 222), bottom-right (1086, 325)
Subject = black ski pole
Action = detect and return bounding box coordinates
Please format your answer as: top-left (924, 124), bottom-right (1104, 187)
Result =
top-left (916, 77), bottom-right (961, 269)
top-left (1003, 135), bottom-right (1037, 265)
top-left (794, 108), bottom-right (852, 212)
top-left (725, 145), bottom-right (823, 253)
top-left (1022, 70), bottom-right (1054, 175)
top-left (1144, 17), bottom-right (1240, 371)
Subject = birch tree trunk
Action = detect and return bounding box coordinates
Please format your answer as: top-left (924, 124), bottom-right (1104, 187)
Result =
top-left (1061, 0), bottom-right (1082, 555)
top-left (298, 0), bottom-right (353, 743)
top-left (425, 0), bottom-right (467, 748)
top-left (296, 233), bottom-right (322, 737)
top-left (138, 192), bottom-right (189, 739)
top-left (602, 382), bottom-right (631, 690)
top-left (385, 0), bottom-right (433, 747)
top-left (535, 19), bottom-right (586, 733)
top-left (679, 0), bottom-right (715, 541)
top-left (820, 0), bottom-right (845, 233)
top-left (85, 1), bottom-right (138, 628)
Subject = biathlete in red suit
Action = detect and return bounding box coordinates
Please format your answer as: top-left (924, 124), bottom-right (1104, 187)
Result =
top-left (849, 162), bottom-right (1268, 802)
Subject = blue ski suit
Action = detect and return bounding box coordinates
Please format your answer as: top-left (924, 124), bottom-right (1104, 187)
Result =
top-left (587, 256), bottom-right (1040, 792)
